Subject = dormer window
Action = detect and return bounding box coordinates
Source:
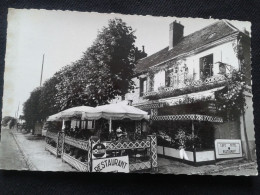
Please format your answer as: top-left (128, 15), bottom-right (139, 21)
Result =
top-left (208, 32), bottom-right (216, 39)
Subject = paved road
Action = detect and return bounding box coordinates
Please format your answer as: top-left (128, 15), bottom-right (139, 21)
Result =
top-left (0, 128), bottom-right (28, 170)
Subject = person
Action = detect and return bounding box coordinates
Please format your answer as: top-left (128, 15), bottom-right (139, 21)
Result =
top-left (116, 126), bottom-right (127, 140)
top-left (100, 123), bottom-right (109, 141)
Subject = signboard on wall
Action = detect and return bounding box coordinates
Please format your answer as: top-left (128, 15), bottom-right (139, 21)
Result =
top-left (215, 139), bottom-right (242, 159)
top-left (92, 156), bottom-right (129, 173)
top-left (207, 102), bottom-right (217, 114)
top-left (92, 143), bottom-right (107, 159)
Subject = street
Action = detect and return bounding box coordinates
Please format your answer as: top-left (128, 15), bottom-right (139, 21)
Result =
top-left (0, 128), bottom-right (28, 170)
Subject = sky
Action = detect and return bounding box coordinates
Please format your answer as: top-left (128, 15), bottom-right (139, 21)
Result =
top-left (2, 8), bottom-right (251, 118)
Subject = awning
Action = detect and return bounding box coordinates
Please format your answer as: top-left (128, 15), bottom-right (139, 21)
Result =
top-left (59, 106), bottom-right (95, 119)
top-left (47, 112), bottom-right (63, 122)
top-left (82, 103), bottom-right (149, 121)
top-left (46, 106), bottom-right (95, 121)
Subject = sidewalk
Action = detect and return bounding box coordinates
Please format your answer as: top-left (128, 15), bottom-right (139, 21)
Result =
top-left (11, 130), bottom-right (75, 172)
top-left (157, 156), bottom-right (258, 175)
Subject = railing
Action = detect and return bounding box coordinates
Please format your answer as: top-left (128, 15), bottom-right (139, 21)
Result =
top-left (64, 136), bottom-right (89, 151)
top-left (105, 139), bottom-right (151, 151)
top-left (45, 131), bottom-right (58, 142)
top-left (45, 132), bottom-right (58, 156)
top-left (59, 134), bottom-right (158, 172)
top-left (143, 75), bottom-right (228, 99)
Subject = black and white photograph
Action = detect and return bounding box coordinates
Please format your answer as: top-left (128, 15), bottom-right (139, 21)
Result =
top-left (1, 8), bottom-right (257, 175)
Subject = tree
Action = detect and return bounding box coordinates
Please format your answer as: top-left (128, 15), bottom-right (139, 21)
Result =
top-left (9, 118), bottom-right (17, 129)
top-left (82, 18), bottom-right (143, 106)
top-left (23, 87), bottom-right (42, 133)
top-left (39, 75), bottom-right (61, 119)
top-left (2, 116), bottom-right (13, 127)
top-left (54, 61), bottom-right (92, 109)
top-left (55, 18), bottom-right (147, 107)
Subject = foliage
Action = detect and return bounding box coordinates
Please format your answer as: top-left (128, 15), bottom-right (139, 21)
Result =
top-left (144, 80), bottom-right (227, 100)
top-left (82, 18), bottom-right (138, 106)
top-left (54, 18), bottom-right (146, 108)
top-left (23, 87), bottom-right (42, 131)
top-left (215, 70), bottom-right (246, 120)
top-left (9, 118), bottom-right (17, 129)
top-left (156, 128), bottom-right (200, 151)
top-left (2, 116), bottom-right (13, 127)
top-left (23, 18), bottom-right (146, 125)
top-left (39, 75), bottom-right (61, 119)
top-left (54, 61), bottom-right (92, 110)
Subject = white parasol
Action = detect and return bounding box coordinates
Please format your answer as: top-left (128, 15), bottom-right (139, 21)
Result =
top-left (81, 103), bottom-right (149, 121)
top-left (47, 112), bottom-right (63, 122)
top-left (59, 106), bottom-right (95, 120)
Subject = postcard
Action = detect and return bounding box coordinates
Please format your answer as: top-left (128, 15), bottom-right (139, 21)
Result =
top-left (1, 8), bottom-right (257, 175)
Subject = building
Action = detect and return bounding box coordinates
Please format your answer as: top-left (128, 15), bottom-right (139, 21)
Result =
top-left (113, 20), bottom-right (255, 164)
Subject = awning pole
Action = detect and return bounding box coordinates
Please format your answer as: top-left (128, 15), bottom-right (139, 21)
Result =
top-left (191, 120), bottom-right (194, 136)
top-left (109, 118), bottom-right (112, 133)
top-left (62, 119), bottom-right (65, 132)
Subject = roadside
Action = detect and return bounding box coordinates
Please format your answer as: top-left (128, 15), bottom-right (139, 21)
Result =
top-left (10, 129), bottom-right (75, 172)
top-left (0, 128), bottom-right (28, 170)
top-left (157, 156), bottom-right (258, 175)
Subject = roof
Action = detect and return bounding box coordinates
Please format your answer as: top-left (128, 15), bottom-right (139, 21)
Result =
top-left (135, 20), bottom-right (239, 74)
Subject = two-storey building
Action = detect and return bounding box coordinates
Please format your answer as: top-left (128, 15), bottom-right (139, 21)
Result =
top-left (113, 20), bottom-right (254, 165)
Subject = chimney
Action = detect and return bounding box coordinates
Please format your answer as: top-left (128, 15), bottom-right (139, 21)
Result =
top-left (142, 45), bottom-right (145, 53)
top-left (242, 27), bottom-right (249, 36)
top-left (169, 20), bottom-right (184, 50)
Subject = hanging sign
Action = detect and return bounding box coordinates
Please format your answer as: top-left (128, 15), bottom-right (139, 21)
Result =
top-left (92, 156), bottom-right (129, 173)
top-left (92, 143), bottom-right (107, 159)
top-left (215, 139), bottom-right (242, 159)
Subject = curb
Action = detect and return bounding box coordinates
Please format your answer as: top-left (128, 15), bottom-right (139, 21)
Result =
top-left (10, 131), bottom-right (38, 171)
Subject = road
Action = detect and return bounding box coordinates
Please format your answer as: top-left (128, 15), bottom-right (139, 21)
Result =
top-left (0, 127), bottom-right (29, 170)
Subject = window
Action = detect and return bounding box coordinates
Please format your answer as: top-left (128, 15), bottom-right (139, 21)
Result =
top-left (87, 120), bottom-right (95, 129)
top-left (81, 120), bottom-right (95, 129)
top-left (154, 71), bottom-right (165, 91)
top-left (165, 69), bottom-right (173, 87)
top-left (140, 77), bottom-right (147, 96)
top-left (71, 120), bottom-right (80, 128)
top-left (200, 54), bottom-right (213, 80)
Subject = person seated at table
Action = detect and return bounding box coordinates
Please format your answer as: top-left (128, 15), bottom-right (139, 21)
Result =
top-left (116, 126), bottom-right (127, 140)
top-left (100, 123), bottom-right (109, 141)
top-left (73, 126), bottom-right (80, 138)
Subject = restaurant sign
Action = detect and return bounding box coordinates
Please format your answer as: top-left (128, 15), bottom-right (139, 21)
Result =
top-left (207, 102), bottom-right (217, 114)
top-left (92, 156), bottom-right (129, 173)
top-left (215, 139), bottom-right (242, 159)
top-left (92, 143), bottom-right (106, 159)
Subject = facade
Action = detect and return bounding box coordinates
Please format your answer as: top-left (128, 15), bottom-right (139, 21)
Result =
top-left (113, 20), bottom-right (255, 164)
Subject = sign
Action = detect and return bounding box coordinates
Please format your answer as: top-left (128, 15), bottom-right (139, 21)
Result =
top-left (215, 139), bottom-right (242, 159)
top-left (207, 102), bottom-right (217, 114)
top-left (92, 156), bottom-right (129, 173)
top-left (92, 143), bottom-right (106, 159)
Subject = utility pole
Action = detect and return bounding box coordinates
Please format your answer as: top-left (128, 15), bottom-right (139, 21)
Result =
top-left (16, 101), bottom-right (20, 119)
top-left (40, 54), bottom-right (45, 87)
